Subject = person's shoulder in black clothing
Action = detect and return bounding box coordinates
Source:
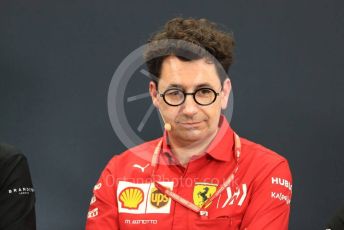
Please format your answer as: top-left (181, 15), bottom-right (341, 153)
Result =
top-left (0, 143), bottom-right (36, 230)
top-left (326, 203), bottom-right (344, 230)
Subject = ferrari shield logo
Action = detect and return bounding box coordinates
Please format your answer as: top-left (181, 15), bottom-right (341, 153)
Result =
top-left (193, 183), bottom-right (217, 208)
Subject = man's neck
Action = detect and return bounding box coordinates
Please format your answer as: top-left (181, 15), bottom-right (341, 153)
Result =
top-left (167, 130), bottom-right (218, 166)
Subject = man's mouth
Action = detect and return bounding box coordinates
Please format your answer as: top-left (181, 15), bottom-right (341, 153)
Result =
top-left (178, 121), bottom-right (203, 127)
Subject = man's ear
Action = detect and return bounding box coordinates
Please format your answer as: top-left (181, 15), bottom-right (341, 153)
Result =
top-left (221, 78), bottom-right (231, 110)
top-left (149, 81), bottom-right (159, 108)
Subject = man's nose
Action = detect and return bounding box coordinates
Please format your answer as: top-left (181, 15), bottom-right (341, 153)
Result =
top-left (181, 95), bottom-right (199, 116)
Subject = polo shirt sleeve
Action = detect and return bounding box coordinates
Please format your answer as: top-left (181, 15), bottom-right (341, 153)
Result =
top-left (0, 145), bottom-right (36, 230)
top-left (86, 157), bottom-right (119, 230)
top-left (240, 160), bottom-right (293, 230)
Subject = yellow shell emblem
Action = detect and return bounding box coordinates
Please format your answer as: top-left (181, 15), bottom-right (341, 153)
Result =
top-left (119, 187), bottom-right (144, 209)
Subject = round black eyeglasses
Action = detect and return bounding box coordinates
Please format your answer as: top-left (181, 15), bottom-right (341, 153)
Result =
top-left (159, 88), bottom-right (221, 106)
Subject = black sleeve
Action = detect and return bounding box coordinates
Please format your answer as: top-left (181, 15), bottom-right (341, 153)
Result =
top-left (326, 204), bottom-right (344, 230)
top-left (0, 143), bottom-right (36, 230)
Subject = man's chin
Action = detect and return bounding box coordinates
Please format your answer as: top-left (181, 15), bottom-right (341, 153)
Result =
top-left (175, 131), bottom-right (205, 143)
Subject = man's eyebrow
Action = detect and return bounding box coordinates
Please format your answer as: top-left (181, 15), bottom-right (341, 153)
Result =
top-left (167, 84), bottom-right (183, 89)
top-left (194, 83), bottom-right (213, 89)
top-left (166, 83), bottom-right (214, 89)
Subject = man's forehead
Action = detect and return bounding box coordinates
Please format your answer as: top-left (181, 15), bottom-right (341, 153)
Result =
top-left (162, 82), bottom-right (216, 90)
top-left (158, 74), bottom-right (221, 90)
top-left (161, 56), bottom-right (216, 73)
top-left (159, 57), bottom-right (221, 89)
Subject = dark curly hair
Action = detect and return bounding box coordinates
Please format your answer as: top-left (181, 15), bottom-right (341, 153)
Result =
top-left (144, 17), bottom-right (235, 84)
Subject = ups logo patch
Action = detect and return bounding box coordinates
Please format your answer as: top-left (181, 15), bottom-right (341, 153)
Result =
top-left (150, 187), bottom-right (169, 208)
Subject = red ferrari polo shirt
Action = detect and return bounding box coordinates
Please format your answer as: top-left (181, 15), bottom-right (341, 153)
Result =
top-left (86, 116), bottom-right (292, 229)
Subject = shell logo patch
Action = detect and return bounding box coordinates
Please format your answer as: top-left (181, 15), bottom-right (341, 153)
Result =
top-left (150, 187), bottom-right (169, 208)
top-left (193, 183), bottom-right (217, 208)
top-left (119, 187), bottom-right (144, 209)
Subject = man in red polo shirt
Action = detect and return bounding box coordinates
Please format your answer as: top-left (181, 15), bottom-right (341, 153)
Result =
top-left (86, 17), bottom-right (292, 229)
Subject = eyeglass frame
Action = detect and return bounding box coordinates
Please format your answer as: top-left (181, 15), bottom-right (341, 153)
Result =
top-left (158, 87), bottom-right (222, 106)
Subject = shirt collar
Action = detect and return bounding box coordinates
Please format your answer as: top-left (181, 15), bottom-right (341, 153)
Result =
top-left (161, 115), bottom-right (235, 162)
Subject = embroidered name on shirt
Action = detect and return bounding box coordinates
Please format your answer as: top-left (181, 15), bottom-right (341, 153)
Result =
top-left (8, 187), bottom-right (34, 195)
top-left (124, 219), bottom-right (158, 225)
